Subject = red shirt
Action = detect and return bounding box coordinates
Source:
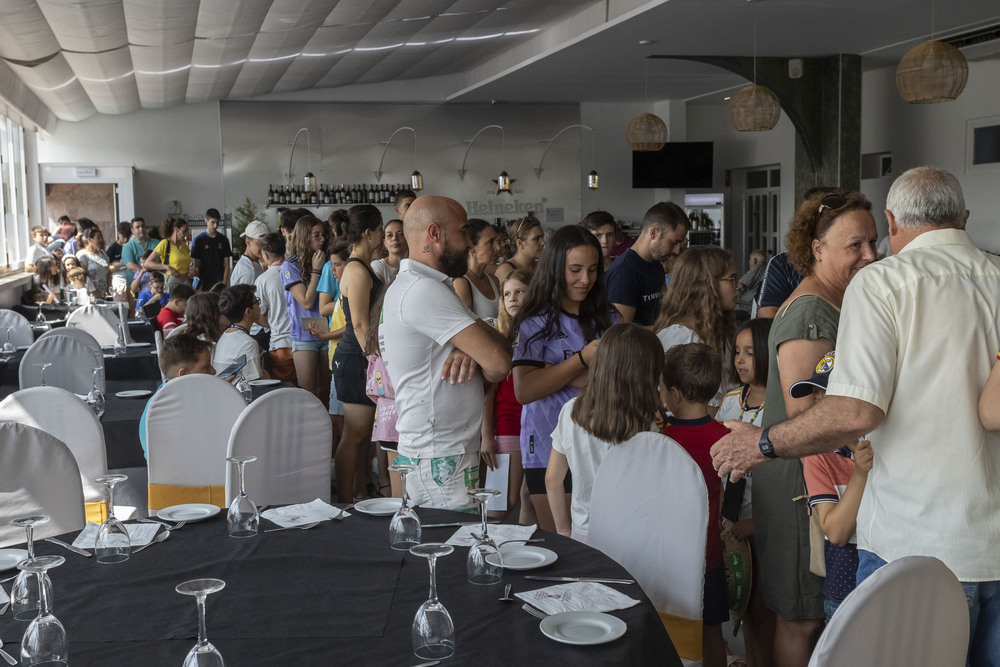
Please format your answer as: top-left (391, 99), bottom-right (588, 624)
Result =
top-left (495, 374), bottom-right (522, 437)
top-left (661, 416), bottom-right (730, 570)
top-left (156, 306), bottom-right (182, 332)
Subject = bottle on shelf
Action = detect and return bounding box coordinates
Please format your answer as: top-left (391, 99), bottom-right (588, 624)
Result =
top-left (267, 184), bottom-right (274, 206)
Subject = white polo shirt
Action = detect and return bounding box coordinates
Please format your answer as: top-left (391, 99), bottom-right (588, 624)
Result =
top-left (827, 227), bottom-right (1000, 581)
top-left (379, 258), bottom-right (481, 459)
top-left (255, 265), bottom-right (291, 351)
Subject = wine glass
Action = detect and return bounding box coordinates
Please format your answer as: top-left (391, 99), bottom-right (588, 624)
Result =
top-left (1, 327), bottom-right (15, 362)
top-left (467, 488), bottom-right (503, 585)
top-left (227, 455), bottom-right (259, 538)
top-left (32, 362), bottom-right (52, 387)
top-left (113, 322), bottom-right (127, 357)
top-left (176, 578), bottom-right (226, 667)
top-left (410, 543), bottom-right (456, 660)
top-left (34, 306), bottom-right (49, 331)
top-left (85, 366), bottom-right (105, 418)
top-left (233, 372), bottom-right (252, 404)
top-left (9, 515), bottom-right (52, 622)
top-left (388, 463), bottom-right (420, 551)
top-left (18, 555), bottom-right (67, 666)
top-left (94, 474), bottom-right (130, 563)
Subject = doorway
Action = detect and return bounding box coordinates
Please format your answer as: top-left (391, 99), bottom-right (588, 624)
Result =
top-left (45, 182), bottom-right (119, 241)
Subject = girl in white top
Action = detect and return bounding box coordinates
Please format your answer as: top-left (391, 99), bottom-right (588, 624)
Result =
top-left (76, 227), bottom-right (112, 296)
top-left (654, 246), bottom-right (739, 411)
top-left (370, 218), bottom-right (407, 285)
top-left (545, 323), bottom-right (666, 542)
top-left (454, 219), bottom-right (502, 325)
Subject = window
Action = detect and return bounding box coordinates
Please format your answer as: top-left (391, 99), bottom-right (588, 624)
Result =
top-left (0, 114), bottom-right (29, 269)
top-left (967, 115), bottom-right (1000, 174)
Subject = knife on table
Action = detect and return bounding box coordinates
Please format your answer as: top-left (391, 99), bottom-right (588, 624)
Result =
top-left (524, 575), bottom-right (634, 585)
top-left (421, 521), bottom-right (501, 528)
top-left (44, 537), bottom-right (94, 558)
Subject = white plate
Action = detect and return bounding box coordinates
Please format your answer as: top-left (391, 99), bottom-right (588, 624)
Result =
top-left (249, 379), bottom-right (280, 386)
top-left (127, 342), bottom-right (151, 348)
top-left (0, 548), bottom-right (29, 571)
top-left (353, 498), bottom-right (403, 516)
top-left (487, 545), bottom-right (558, 570)
top-left (157, 504), bottom-right (221, 522)
top-left (116, 389), bottom-right (152, 399)
top-left (539, 611), bottom-right (627, 646)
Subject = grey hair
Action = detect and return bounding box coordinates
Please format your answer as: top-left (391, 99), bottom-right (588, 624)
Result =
top-left (886, 167), bottom-right (965, 229)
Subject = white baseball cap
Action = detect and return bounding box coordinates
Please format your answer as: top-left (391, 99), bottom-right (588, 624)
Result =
top-left (241, 220), bottom-right (270, 239)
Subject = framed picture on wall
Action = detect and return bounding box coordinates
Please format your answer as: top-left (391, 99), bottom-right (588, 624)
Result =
top-left (967, 115), bottom-right (1000, 173)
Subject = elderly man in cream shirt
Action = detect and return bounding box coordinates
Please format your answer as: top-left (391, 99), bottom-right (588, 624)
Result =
top-left (711, 166), bottom-right (1000, 664)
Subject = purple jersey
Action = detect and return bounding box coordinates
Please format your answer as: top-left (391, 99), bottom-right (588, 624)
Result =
top-left (280, 256), bottom-right (322, 342)
top-left (513, 311), bottom-right (588, 470)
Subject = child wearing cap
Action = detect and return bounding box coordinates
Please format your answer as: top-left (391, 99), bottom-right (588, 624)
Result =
top-left (796, 351), bottom-right (874, 624)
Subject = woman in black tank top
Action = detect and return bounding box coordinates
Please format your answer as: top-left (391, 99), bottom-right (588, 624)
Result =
top-left (331, 205), bottom-right (386, 503)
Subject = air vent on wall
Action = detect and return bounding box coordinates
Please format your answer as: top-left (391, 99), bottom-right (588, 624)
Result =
top-left (943, 23), bottom-right (1000, 61)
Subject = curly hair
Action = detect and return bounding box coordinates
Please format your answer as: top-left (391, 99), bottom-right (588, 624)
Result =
top-left (785, 190), bottom-right (872, 276)
top-left (653, 246), bottom-right (734, 356)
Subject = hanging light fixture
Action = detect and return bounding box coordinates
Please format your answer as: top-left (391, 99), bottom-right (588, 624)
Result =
top-left (287, 127), bottom-right (313, 191)
top-left (535, 125), bottom-right (600, 191)
top-left (410, 170), bottom-right (423, 192)
top-left (728, 3), bottom-right (781, 132)
top-left (496, 171), bottom-right (512, 194)
top-left (459, 125), bottom-right (513, 195)
top-left (626, 61), bottom-right (667, 151)
top-left (375, 127), bottom-right (426, 192)
top-left (588, 170), bottom-right (600, 191)
top-left (896, 2), bottom-right (967, 103)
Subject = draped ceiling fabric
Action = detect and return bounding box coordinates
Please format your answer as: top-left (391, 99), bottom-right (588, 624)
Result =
top-left (0, 0), bottom-right (592, 123)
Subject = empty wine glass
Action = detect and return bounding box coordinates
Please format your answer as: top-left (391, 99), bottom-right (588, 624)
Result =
top-left (18, 555), bottom-right (67, 666)
top-left (32, 362), bottom-right (52, 387)
top-left (1, 327), bottom-right (15, 361)
top-left (176, 578), bottom-right (226, 667)
top-left (467, 488), bottom-right (503, 585)
top-left (113, 322), bottom-right (127, 357)
top-left (9, 515), bottom-right (52, 622)
top-left (85, 366), bottom-right (105, 418)
top-left (94, 474), bottom-right (130, 563)
top-left (411, 543), bottom-right (455, 660)
top-left (227, 455), bottom-right (259, 538)
top-left (34, 306), bottom-right (49, 331)
top-left (233, 372), bottom-right (252, 404)
top-left (388, 463), bottom-right (420, 551)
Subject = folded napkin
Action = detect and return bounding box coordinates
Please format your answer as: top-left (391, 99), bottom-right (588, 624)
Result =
top-left (515, 582), bottom-right (640, 615)
top-left (72, 522), bottom-right (161, 549)
top-left (0, 585), bottom-right (9, 604)
top-left (445, 523), bottom-right (536, 548)
top-left (260, 499), bottom-right (348, 528)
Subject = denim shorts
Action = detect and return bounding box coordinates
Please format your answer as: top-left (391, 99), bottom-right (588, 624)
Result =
top-left (291, 339), bottom-right (327, 353)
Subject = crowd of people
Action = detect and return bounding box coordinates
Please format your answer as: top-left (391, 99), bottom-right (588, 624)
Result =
top-left (26, 166), bottom-right (999, 666)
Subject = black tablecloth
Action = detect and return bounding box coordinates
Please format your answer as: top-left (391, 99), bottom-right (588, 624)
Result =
top-left (0, 508), bottom-right (680, 666)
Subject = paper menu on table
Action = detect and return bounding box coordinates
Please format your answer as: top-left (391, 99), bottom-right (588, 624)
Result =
top-left (260, 499), bottom-right (348, 528)
top-left (72, 522), bottom-right (161, 549)
top-left (484, 453), bottom-right (510, 511)
top-left (515, 582), bottom-right (640, 615)
top-left (445, 523), bottom-right (535, 547)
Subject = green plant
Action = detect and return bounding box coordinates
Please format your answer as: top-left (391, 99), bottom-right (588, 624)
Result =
top-left (232, 196), bottom-right (260, 255)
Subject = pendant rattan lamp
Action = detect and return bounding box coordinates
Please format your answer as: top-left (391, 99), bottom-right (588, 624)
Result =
top-left (728, 2), bottom-right (781, 132)
top-left (896, 1), bottom-right (968, 104)
top-left (626, 61), bottom-right (667, 151)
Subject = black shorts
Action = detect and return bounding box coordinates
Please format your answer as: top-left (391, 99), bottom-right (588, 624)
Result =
top-left (524, 467), bottom-right (572, 495)
top-left (703, 565), bottom-right (731, 625)
top-left (332, 351), bottom-right (374, 407)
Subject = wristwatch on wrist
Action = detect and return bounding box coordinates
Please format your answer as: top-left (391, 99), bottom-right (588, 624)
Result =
top-left (758, 427), bottom-right (778, 459)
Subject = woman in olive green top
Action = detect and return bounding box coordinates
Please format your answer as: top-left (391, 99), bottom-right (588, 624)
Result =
top-left (755, 190), bottom-right (878, 667)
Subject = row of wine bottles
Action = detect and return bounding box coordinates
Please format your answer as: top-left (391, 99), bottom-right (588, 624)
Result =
top-left (266, 183), bottom-right (407, 207)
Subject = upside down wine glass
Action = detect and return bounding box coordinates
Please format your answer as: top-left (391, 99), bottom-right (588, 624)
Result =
top-left (94, 474), bottom-right (130, 563)
top-left (1, 328), bottom-right (15, 362)
top-left (33, 362), bottom-right (52, 387)
top-left (410, 543), bottom-right (456, 660)
top-left (18, 555), bottom-right (68, 666)
top-left (34, 306), bottom-right (49, 331)
top-left (176, 578), bottom-right (226, 667)
top-left (10, 515), bottom-right (53, 622)
top-left (226, 456), bottom-right (259, 538)
top-left (388, 463), bottom-right (421, 550)
top-left (85, 366), bottom-right (105, 418)
top-left (467, 488), bottom-right (503, 585)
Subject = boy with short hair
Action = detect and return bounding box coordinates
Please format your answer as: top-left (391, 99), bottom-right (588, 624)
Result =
top-left (66, 266), bottom-right (91, 306)
top-left (254, 232), bottom-right (296, 382)
top-left (135, 270), bottom-right (168, 314)
top-left (25, 225), bottom-right (52, 272)
top-left (660, 342), bottom-right (730, 667)
top-left (190, 208), bottom-right (232, 290)
top-left (215, 284), bottom-right (268, 381)
top-left (156, 283), bottom-right (194, 332)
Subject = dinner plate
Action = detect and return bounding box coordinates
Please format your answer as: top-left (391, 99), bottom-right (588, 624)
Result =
top-left (0, 548), bottom-right (29, 571)
top-left (353, 498), bottom-right (403, 516)
top-left (157, 504), bottom-right (221, 522)
top-left (116, 389), bottom-right (152, 399)
top-left (487, 545), bottom-right (558, 570)
top-left (127, 342), bottom-right (151, 348)
top-left (249, 378), bottom-right (280, 386)
top-left (539, 611), bottom-right (627, 646)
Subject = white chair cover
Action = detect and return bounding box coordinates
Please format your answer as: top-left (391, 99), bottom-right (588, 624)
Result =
top-left (146, 374), bottom-right (246, 493)
top-left (153, 330), bottom-right (165, 382)
top-left (165, 322), bottom-right (188, 338)
top-left (808, 556), bottom-right (969, 667)
top-left (0, 422), bottom-right (86, 548)
top-left (0, 309), bottom-right (34, 346)
top-left (19, 333), bottom-right (105, 394)
top-left (225, 388), bottom-right (332, 505)
top-left (0, 386), bottom-right (108, 505)
top-left (66, 304), bottom-right (122, 346)
top-left (39, 325), bottom-right (103, 359)
top-left (588, 431), bottom-right (708, 620)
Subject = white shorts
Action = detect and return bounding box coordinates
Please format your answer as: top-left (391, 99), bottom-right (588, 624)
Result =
top-left (395, 451), bottom-right (480, 511)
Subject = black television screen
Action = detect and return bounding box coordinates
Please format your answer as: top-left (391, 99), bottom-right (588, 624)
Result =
top-left (632, 141), bottom-right (714, 188)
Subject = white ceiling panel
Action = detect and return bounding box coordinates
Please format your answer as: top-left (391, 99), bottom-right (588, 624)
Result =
top-left (123, 0), bottom-right (199, 47)
top-left (36, 0), bottom-right (127, 53)
top-left (194, 0), bottom-right (272, 39)
top-left (0, 0), bottom-right (60, 62)
top-left (62, 48), bottom-right (140, 114)
top-left (186, 35), bottom-right (256, 103)
top-left (131, 42), bottom-right (193, 108)
top-left (5, 55), bottom-right (96, 121)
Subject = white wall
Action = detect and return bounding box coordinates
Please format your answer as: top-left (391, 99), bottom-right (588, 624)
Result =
top-left (860, 57), bottom-right (1000, 251)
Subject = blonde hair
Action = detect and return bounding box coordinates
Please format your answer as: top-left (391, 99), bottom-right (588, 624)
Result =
top-left (653, 246), bottom-right (733, 355)
top-left (497, 269), bottom-right (532, 337)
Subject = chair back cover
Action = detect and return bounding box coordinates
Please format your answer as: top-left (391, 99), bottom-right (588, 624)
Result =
top-left (145, 374), bottom-right (245, 508)
top-left (225, 388), bottom-right (332, 505)
top-left (0, 422), bottom-right (86, 548)
top-left (588, 431), bottom-right (709, 619)
top-left (0, 309), bottom-right (35, 346)
top-left (19, 332), bottom-right (104, 394)
top-left (808, 555), bottom-right (969, 667)
top-left (153, 329), bottom-right (166, 382)
top-left (165, 322), bottom-right (188, 338)
top-left (39, 325), bottom-right (103, 358)
top-left (0, 386), bottom-right (108, 505)
top-left (66, 304), bottom-right (121, 346)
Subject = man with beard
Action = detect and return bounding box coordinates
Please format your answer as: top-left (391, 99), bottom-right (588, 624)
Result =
top-left (379, 196), bottom-right (512, 510)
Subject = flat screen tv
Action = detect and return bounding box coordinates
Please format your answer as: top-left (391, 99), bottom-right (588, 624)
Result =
top-left (632, 141), bottom-right (714, 188)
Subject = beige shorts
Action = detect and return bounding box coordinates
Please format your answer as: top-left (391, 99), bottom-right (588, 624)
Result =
top-left (395, 451), bottom-right (480, 511)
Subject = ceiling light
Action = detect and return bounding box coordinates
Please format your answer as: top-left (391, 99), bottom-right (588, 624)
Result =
top-left (626, 61), bottom-right (667, 151)
top-left (638, 40), bottom-right (655, 45)
top-left (728, 4), bottom-right (781, 132)
top-left (896, 41), bottom-right (968, 103)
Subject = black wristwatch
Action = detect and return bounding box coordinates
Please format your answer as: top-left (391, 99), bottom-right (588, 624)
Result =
top-left (758, 427), bottom-right (778, 459)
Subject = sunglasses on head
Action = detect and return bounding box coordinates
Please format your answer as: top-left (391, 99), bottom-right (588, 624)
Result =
top-left (817, 194), bottom-right (848, 218)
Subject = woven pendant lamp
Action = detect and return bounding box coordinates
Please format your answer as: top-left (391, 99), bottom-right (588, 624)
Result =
top-left (896, 40), bottom-right (968, 103)
top-left (626, 113), bottom-right (668, 151)
top-left (729, 84), bottom-right (781, 132)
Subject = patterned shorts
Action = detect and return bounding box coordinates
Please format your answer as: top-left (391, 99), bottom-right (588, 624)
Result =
top-left (395, 451), bottom-right (480, 511)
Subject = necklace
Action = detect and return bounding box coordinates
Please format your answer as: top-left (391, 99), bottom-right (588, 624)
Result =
top-left (738, 384), bottom-right (765, 425)
top-left (228, 323), bottom-right (250, 335)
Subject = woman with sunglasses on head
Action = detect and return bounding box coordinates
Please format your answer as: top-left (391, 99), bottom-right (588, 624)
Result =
top-left (751, 190), bottom-right (877, 667)
top-left (454, 219), bottom-right (503, 324)
top-left (495, 213), bottom-right (545, 283)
